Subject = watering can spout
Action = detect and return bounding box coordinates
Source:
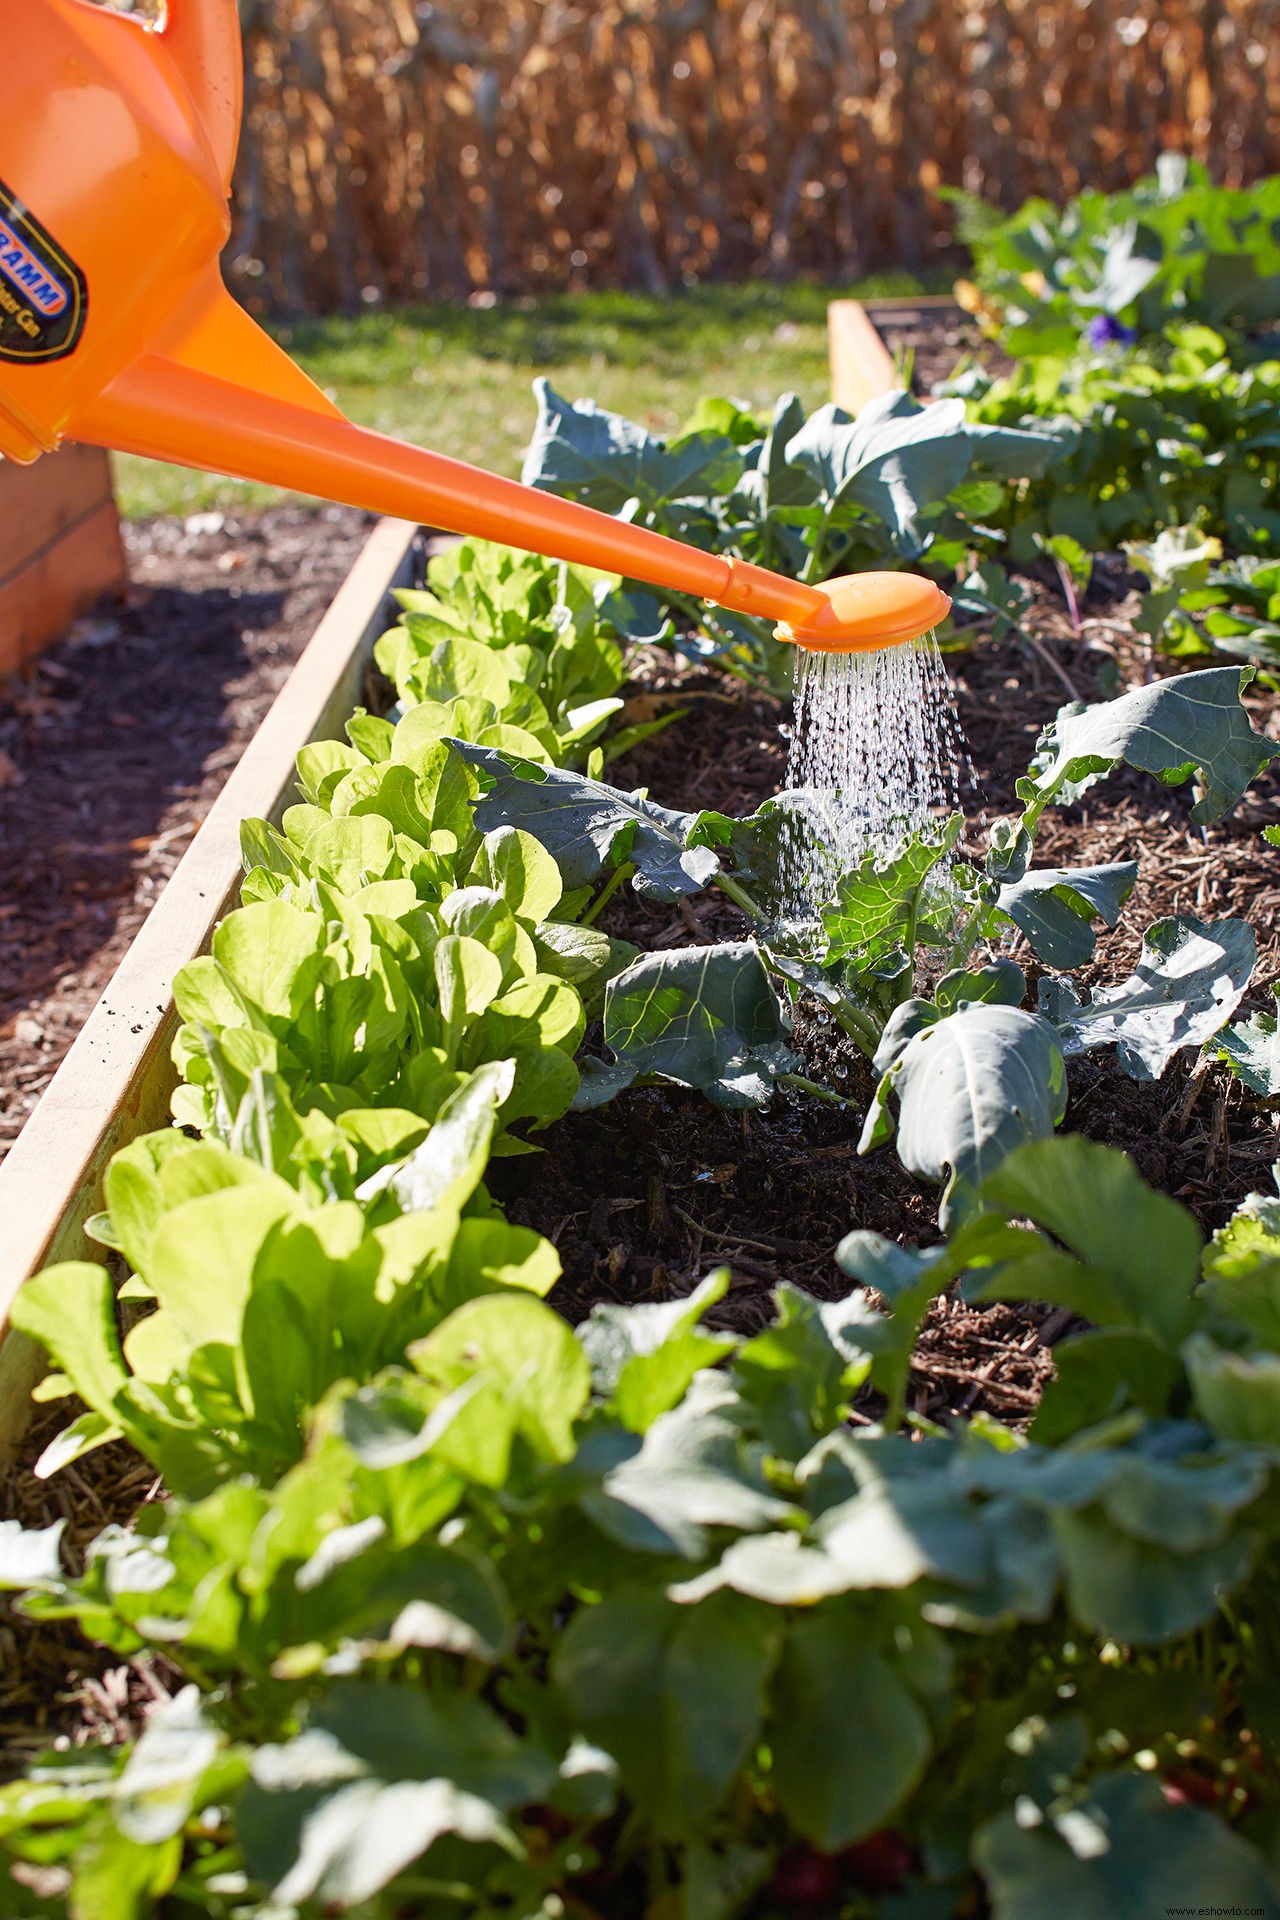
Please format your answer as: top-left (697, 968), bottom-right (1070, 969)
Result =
top-left (2, 0), bottom-right (949, 654)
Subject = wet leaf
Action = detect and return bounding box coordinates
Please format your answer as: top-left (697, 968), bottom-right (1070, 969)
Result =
top-left (577, 943), bottom-right (798, 1110)
top-left (1212, 989), bottom-right (1280, 1096)
top-left (1039, 914), bottom-right (1255, 1079)
top-left (861, 1005), bottom-right (1067, 1228)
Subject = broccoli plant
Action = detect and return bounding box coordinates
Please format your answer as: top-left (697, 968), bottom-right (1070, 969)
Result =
top-left (451, 665), bottom-right (1277, 1226)
top-left (521, 380), bottom-right (1059, 687)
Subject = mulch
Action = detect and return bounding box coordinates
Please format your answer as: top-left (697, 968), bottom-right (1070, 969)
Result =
top-left (2, 314), bottom-right (1279, 1766)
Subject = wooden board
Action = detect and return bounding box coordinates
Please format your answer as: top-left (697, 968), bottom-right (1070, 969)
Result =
top-left (0, 514), bottom-right (420, 1458)
top-left (0, 446), bottom-right (126, 674)
top-left (828, 299), bottom-right (899, 414)
top-left (828, 297), bottom-right (967, 413)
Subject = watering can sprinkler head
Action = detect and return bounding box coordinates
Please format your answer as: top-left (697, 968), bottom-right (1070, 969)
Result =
top-left (2, 0), bottom-right (947, 658)
top-left (778, 571), bottom-right (951, 654)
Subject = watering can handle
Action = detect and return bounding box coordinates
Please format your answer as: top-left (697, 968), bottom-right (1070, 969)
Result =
top-left (157, 0), bottom-right (244, 195)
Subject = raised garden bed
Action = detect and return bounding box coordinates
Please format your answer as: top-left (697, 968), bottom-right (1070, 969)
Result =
top-left (0, 512), bottom-right (416, 1447)
top-left (0, 447), bottom-right (126, 677)
top-left (4, 258), bottom-right (1280, 1913)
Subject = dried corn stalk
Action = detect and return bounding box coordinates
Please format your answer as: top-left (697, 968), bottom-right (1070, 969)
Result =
top-left (225, 0), bottom-right (1280, 313)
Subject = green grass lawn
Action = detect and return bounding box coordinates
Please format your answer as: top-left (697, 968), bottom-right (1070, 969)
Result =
top-left (112, 277), bottom-right (937, 519)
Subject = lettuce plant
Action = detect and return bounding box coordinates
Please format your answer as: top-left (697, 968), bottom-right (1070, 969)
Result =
top-left (373, 537), bottom-right (676, 768)
top-left (5, 1142), bottom-right (1280, 1916)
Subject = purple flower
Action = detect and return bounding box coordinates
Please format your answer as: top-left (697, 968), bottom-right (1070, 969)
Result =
top-left (1084, 313), bottom-right (1138, 350)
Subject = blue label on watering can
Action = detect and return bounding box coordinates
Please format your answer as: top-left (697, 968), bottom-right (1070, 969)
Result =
top-left (0, 179), bottom-right (87, 363)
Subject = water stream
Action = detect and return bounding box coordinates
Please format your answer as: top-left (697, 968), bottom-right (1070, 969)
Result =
top-left (774, 630), bottom-right (972, 923)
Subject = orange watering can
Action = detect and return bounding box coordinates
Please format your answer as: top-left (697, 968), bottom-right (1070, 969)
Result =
top-left (0, 0), bottom-right (948, 653)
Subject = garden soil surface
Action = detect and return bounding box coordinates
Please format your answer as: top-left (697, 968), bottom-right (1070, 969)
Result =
top-left (4, 446), bottom-right (1280, 1758)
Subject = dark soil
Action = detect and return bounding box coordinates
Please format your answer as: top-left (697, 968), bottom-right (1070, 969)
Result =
top-left (861, 301), bottom-right (1011, 398)
top-left (0, 504), bottom-right (375, 1161)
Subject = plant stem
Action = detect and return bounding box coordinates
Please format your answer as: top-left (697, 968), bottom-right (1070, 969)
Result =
top-left (1029, 628), bottom-right (1081, 700)
top-left (1055, 557), bottom-right (1083, 639)
top-left (946, 907), bottom-right (986, 973)
top-left (712, 869), bottom-right (764, 921)
top-left (778, 1071), bottom-right (850, 1106)
top-left (582, 861), bottom-right (635, 925)
top-left (833, 997), bottom-right (883, 1059)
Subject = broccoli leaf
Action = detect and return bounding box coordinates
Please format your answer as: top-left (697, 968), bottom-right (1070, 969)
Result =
top-left (861, 1004), bottom-right (1068, 1228)
top-left (577, 943), bottom-right (799, 1110)
top-left (450, 741), bottom-right (720, 901)
top-left (1026, 667), bottom-right (1278, 823)
top-left (1039, 914), bottom-right (1255, 1079)
top-left (996, 861), bottom-right (1137, 967)
top-left (1212, 989), bottom-right (1280, 1096)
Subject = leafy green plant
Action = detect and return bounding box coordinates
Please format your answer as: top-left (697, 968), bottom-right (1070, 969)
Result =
top-left (453, 666), bottom-right (1275, 1224)
top-left (15, 1060), bottom-right (551, 1495)
top-left (949, 157), bottom-right (1280, 362)
top-left (8, 385), bottom-right (1280, 1920)
top-left (5, 1141), bottom-right (1280, 1915)
top-left (373, 537), bottom-right (674, 768)
top-left (522, 380), bottom-right (1059, 686)
top-left (1125, 523), bottom-right (1226, 655)
top-left (165, 593), bottom-right (670, 1179)
top-left (962, 326), bottom-right (1280, 557)
top-left (1127, 532), bottom-right (1280, 669)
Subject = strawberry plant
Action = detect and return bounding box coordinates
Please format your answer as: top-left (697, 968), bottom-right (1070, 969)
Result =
top-left (959, 326), bottom-right (1280, 557)
top-left (948, 158), bottom-right (1280, 362)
